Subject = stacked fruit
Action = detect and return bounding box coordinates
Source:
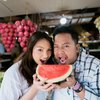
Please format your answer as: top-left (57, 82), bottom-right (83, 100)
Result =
top-left (94, 16), bottom-right (100, 31)
top-left (15, 19), bottom-right (37, 52)
top-left (0, 23), bottom-right (17, 52)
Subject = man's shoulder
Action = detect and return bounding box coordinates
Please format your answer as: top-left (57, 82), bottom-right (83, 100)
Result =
top-left (79, 48), bottom-right (100, 62)
top-left (77, 48), bottom-right (100, 68)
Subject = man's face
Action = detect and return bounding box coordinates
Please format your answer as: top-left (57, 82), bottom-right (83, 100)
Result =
top-left (54, 33), bottom-right (79, 64)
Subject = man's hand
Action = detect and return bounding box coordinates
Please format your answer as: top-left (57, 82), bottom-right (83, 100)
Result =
top-left (55, 75), bottom-right (76, 89)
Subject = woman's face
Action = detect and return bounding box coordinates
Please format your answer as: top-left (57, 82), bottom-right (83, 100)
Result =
top-left (32, 39), bottom-right (52, 65)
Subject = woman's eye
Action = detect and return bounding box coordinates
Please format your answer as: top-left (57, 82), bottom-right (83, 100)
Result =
top-left (54, 46), bottom-right (58, 48)
top-left (48, 49), bottom-right (52, 52)
top-left (38, 49), bottom-right (42, 52)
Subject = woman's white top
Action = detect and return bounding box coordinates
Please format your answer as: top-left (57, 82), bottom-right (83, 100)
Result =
top-left (0, 61), bottom-right (74, 100)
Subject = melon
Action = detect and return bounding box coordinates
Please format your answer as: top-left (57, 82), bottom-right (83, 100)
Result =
top-left (36, 65), bottom-right (73, 83)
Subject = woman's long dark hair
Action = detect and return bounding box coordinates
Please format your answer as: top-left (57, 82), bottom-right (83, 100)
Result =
top-left (19, 31), bottom-right (54, 86)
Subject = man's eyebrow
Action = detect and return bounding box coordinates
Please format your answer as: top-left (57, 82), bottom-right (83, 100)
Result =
top-left (63, 43), bottom-right (69, 45)
top-left (54, 42), bottom-right (69, 45)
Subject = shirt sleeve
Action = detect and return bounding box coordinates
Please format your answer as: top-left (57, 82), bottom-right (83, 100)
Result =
top-left (84, 66), bottom-right (100, 100)
top-left (0, 69), bottom-right (22, 100)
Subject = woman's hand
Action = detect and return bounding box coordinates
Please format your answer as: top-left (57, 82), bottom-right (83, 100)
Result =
top-left (33, 74), bottom-right (56, 92)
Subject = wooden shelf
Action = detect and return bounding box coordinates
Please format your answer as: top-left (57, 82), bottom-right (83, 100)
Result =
top-left (1, 53), bottom-right (11, 55)
top-left (0, 53), bottom-right (12, 71)
top-left (0, 59), bottom-right (11, 63)
top-left (89, 49), bottom-right (100, 52)
top-left (79, 40), bottom-right (100, 44)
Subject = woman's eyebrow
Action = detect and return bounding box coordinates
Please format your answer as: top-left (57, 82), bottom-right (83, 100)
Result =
top-left (36, 46), bottom-right (44, 48)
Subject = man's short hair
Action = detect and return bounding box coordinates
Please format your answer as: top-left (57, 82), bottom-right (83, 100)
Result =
top-left (53, 25), bottom-right (79, 44)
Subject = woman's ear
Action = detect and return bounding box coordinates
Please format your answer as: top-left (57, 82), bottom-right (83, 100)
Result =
top-left (76, 44), bottom-right (80, 53)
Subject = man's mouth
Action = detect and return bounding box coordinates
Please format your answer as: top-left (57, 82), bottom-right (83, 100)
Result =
top-left (58, 57), bottom-right (67, 64)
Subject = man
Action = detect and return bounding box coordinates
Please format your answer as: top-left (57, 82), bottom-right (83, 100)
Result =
top-left (53, 25), bottom-right (100, 100)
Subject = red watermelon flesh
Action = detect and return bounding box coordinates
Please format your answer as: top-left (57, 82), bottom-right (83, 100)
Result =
top-left (36, 65), bottom-right (72, 83)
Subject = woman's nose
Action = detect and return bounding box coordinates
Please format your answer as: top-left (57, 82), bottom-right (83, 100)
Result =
top-left (42, 52), bottom-right (48, 59)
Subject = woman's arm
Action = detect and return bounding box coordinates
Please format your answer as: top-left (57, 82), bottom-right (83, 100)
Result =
top-left (19, 74), bottom-right (55, 100)
top-left (19, 84), bottom-right (38, 100)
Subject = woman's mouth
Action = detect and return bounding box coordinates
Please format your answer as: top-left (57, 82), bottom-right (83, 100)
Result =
top-left (40, 59), bottom-right (47, 64)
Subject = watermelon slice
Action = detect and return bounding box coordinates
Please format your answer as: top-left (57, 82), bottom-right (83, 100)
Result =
top-left (36, 65), bottom-right (73, 83)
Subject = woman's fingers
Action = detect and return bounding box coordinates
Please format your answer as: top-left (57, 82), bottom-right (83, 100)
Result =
top-left (33, 74), bottom-right (55, 91)
top-left (38, 78), bottom-right (48, 86)
top-left (41, 83), bottom-right (55, 91)
top-left (33, 74), bottom-right (37, 80)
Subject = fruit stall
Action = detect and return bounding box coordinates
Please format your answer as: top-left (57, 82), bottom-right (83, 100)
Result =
top-left (0, 0), bottom-right (100, 87)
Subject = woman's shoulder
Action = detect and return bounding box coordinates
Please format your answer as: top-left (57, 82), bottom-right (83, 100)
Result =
top-left (4, 60), bottom-right (22, 79)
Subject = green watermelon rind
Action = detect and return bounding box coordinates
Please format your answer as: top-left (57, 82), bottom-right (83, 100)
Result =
top-left (36, 65), bottom-right (73, 83)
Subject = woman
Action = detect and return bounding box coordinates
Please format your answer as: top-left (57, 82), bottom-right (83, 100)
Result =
top-left (0, 31), bottom-right (55, 100)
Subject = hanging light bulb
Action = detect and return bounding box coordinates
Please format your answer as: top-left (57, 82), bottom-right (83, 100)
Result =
top-left (60, 17), bottom-right (67, 25)
top-left (60, 14), bottom-right (67, 25)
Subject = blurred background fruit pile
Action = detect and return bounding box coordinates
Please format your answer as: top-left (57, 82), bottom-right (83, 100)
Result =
top-left (94, 16), bottom-right (100, 31)
top-left (0, 19), bottom-right (37, 52)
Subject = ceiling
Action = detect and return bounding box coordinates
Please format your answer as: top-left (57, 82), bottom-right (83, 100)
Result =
top-left (0, 0), bottom-right (99, 40)
top-left (0, 0), bottom-right (100, 27)
top-left (0, 0), bottom-right (100, 17)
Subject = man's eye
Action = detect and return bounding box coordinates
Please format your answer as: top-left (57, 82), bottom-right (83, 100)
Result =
top-left (64, 45), bottom-right (69, 48)
top-left (65, 46), bottom-right (68, 47)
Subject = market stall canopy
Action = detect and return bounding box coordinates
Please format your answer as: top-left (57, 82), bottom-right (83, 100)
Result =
top-left (0, 0), bottom-right (100, 17)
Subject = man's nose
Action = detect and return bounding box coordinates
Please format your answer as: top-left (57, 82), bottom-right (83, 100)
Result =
top-left (57, 47), bottom-right (64, 55)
